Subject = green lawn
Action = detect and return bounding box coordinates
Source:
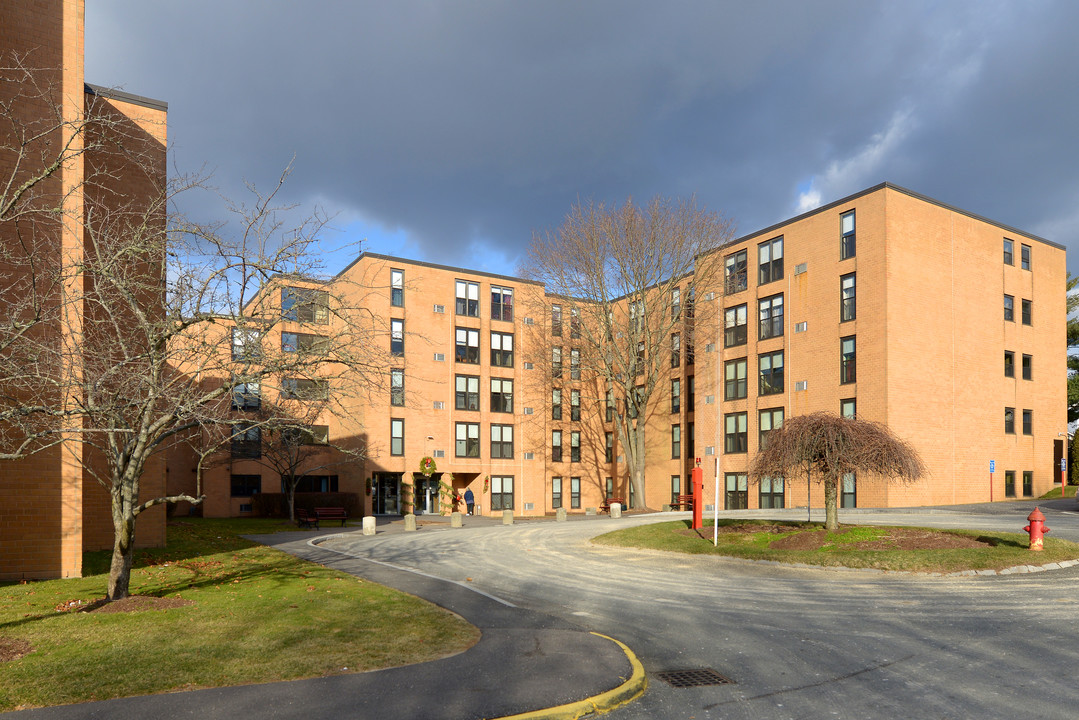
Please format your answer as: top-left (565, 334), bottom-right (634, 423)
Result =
top-left (593, 519), bottom-right (1079, 573)
top-left (0, 519), bottom-right (479, 711)
top-left (1039, 485), bottom-right (1077, 499)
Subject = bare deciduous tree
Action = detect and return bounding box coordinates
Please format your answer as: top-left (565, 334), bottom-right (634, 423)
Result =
top-left (750, 412), bottom-right (927, 531)
top-left (521, 196), bottom-right (733, 508)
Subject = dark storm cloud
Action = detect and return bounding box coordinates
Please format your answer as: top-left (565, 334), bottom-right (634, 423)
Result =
top-left (86, 1), bottom-right (1079, 272)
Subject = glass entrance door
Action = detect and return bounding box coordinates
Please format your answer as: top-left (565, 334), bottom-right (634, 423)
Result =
top-left (375, 474), bottom-right (400, 514)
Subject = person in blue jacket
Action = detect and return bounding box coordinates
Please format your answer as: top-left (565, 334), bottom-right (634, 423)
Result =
top-left (464, 487), bottom-right (475, 515)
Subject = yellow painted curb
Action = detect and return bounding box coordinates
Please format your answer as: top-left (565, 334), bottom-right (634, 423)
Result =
top-left (491, 632), bottom-right (647, 720)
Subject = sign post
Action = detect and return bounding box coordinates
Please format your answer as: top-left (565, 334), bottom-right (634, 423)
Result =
top-left (989, 460), bottom-right (995, 502)
top-left (1061, 457), bottom-right (1067, 492)
top-left (692, 458), bottom-right (703, 530)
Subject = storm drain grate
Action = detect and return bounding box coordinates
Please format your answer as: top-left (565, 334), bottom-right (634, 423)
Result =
top-left (654, 668), bottom-right (734, 688)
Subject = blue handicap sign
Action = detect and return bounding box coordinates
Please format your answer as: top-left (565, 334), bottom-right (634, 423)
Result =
top-left (989, 460), bottom-right (995, 473)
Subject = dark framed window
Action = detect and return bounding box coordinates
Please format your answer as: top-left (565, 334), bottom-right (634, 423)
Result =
top-left (1003, 239), bottom-right (1014, 265)
top-left (455, 279), bottom-right (479, 316)
top-left (671, 378), bottom-right (681, 413)
top-left (281, 287), bottom-right (329, 324)
top-left (551, 347), bottom-right (562, 378)
top-left (840, 273), bottom-right (856, 322)
top-left (552, 388), bottom-right (562, 420)
top-left (230, 474), bottom-right (261, 497)
top-left (455, 375), bottom-right (479, 411)
top-left (231, 423), bottom-right (261, 459)
top-left (282, 332), bottom-right (329, 355)
top-left (490, 476), bottom-right (514, 511)
top-left (841, 473), bottom-right (857, 508)
top-left (491, 331), bottom-right (514, 367)
top-left (759, 294), bottom-right (783, 340)
top-left (725, 304), bottom-right (748, 347)
top-left (1004, 407), bottom-right (1015, 434)
top-left (670, 475), bottom-right (681, 506)
top-left (605, 477), bottom-right (614, 500)
top-left (671, 424), bottom-right (681, 459)
top-left (570, 389), bottom-right (581, 421)
top-left (686, 421), bottom-right (695, 461)
top-left (841, 398), bottom-right (856, 419)
top-left (570, 431), bottom-right (580, 463)
top-left (687, 375), bottom-right (695, 413)
top-left (759, 476), bottom-right (784, 509)
top-left (840, 336), bottom-right (856, 384)
top-left (759, 408), bottom-right (783, 450)
top-left (759, 350), bottom-right (784, 396)
top-left (605, 432), bottom-right (614, 463)
top-left (390, 419), bottom-right (404, 456)
top-left (491, 285), bottom-right (514, 322)
top-left (1023, 470), bottom-right (1033, 497)
top-left (570, 348), bottom-right (581, 380)
top-left (552, 430), bottom-right (562, 463)
top-left (283, 377), bottom-right (329, 401)
top-left (1021, 244), bottom-right (1031, 270)
top-left (391, 269), bottom-right (404, 307)
top-left (671, 332), bottom-right (681, 368)
top-left (286, 424), bottom-right (329, 446)
top-left (1004, 351), bottom-right (1015, 378)
top-left (1004, 470), bottom-right (1015, 497)
top-left (1022, 299), bottom-right (1032, 325)
top-left (725, 249), bottom-right (748, 294)
top-left (1004, 295), bottom-right (1014, 321)
top-left (231, 327), bottom-right (262, 362)
top-left (552, 477), bottom-right (562, 509)
top-left (390, 369), bottom-right (404, 406)
top-left (570, 477), bottom-right (581, 508)
top-left (490, 424), bottom-right (514, 458)
top-left (490, 377), bottom-right (513, 413)
top-left (840, 210), bottom-right (855, 259)
top-left (570, 308), bottom-right (580, 339)
top-left (455, 327), bottom-right (480, 363)
top-left (606, 388), bottom-right (615, 422)
top-left (231, 379), bottom-right (260, 411)
top-left (685, 334), bottom-right (695, 366)
top-left (725, 473), bottom-right (748, 509)
top-left (1022, 354), bottom-right (1032, 380)
top-left (725, 412), bottom-right (747, 453)
top-left (551, 304), bottom-right (563, 337)
top-left (759, 236), bottom-right (783, 285)
top-left (671, 287), bottom-right (681, 319)
top-left (1022, 409), bottom-right (1032, 435)
top-left (455, 422), bottom-right (479, 458)
top-left (390, 319), bottom-right (404, 356)
top-left (724, 358), bottom-right (747, 400)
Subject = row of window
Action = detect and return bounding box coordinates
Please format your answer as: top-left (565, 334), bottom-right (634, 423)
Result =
top-left (1002, 470), bottom-right (1034, 498)
top-left (1003, 352), bottom-right (1033, 380)
top-left (452, 279), bottom-right (514, 321)
top-left (1003, 295), bottom-right (1033, 325)
top-left (717, 472), bottom-right (857, 510)
top-left (230, 473), bottom-right (340, 497)
top-left (552, 476), bottom-right (637, 509)
top-left (724, 276), bottom-right (856, 351)
top-left (232, 377), bottom-right (329, 411)
top-left (231, 328), bottom-right (330, 362)
top-left (230, 423), bottom-right (329, 458)
top-left (451, 375), bottom-right (516, 413)
top-left (281, 286), bottom-right (330, 324)
top-left (721, 339), bottom-right (856, 402)
top-left (722, 399), bottom-right (856, 454)
top-left (389, 419), bottom-right (516, 459)
top-left (1004, 408), bottom-right (1034, 435)
top-left (1002, 239), bottom-right (1032, 270)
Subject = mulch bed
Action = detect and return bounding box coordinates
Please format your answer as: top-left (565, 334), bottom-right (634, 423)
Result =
top-left (0, 637), bottom-right (32, 663)
top-left (79, 596), bottom-right (195, 614)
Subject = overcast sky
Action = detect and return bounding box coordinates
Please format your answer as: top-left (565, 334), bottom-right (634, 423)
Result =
top-left (85, 1), bottom-right (1079, 278)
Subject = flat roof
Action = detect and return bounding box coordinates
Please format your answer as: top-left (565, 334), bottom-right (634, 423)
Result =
top-left (84, 83), bottom-right (168, 112)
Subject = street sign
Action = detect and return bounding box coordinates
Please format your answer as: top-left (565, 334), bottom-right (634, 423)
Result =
top-left (990, 460), bottom-right (995, 473)
top-left (1062, 458), bottom-right (1067, 472)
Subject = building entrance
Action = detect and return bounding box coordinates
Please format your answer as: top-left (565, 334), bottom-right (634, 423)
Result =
top-left (374, 473), bottom-right (402, 514)
top-left (412, 474), bottom-right (442, 514)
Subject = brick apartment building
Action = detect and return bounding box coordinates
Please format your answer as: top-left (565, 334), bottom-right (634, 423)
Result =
top-left (0, 0), bottom-right (169, 580)
top-left (180, 183), bottom-right (1065, 519)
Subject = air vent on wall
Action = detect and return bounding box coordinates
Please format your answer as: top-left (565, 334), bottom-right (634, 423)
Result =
top-left (433, 450), bottom-right (445, 458)
top-left (795, 381), bottom-right (808, 391)
top-left (434, 353), bottom-right (445, 362)
top-left (705, 446), bottom-right (715, 455)
top-left (795, 262), bottom-right (807, 275)
top-left (795, 322), bottom-right (807, 333)
top-left (433, 401), bottom-right (444, 410)
top-left (523, 407), bottom-right (534, 415)
top-left (433, 304), bottom-right (445, 313)
top-left (524, 317), bottom-right (534, 325)
top-left (705, 395), bottom-right (714, 404)
top-left (524, 452), bottom-right (534, 460)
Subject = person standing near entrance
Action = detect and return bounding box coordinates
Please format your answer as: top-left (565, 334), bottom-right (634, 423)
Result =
top-left (464, 487), bottom-right (475, 515)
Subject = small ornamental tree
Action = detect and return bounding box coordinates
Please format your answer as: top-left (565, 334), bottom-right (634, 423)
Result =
top-left (750, 412), bottom-right (926, 531)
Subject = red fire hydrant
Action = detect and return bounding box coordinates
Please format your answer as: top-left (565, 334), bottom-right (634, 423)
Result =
top-left (1024, 507), bottom-right (1050, 551)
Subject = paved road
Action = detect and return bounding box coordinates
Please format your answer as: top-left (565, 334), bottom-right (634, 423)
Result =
top-left (323, 501), bottom-right (1079, 720)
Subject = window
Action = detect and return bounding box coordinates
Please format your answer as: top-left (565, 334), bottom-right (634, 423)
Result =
top-left (455, 422), bottom-right (480, 458)
top-left (491, 285), bottom-right (513, 322)
top-left (671, 333), bottom-right (681, 367)
top-left (725, 249), bottom-right (748, 294)
top-left (282, 332), bottom-right (329, 355)
top-left (759, 294), bottom-right (783, 340)
top-left (1022, 354), bottom-right (1032, 380)
top-left (232, 379), bottom-right (260, 411)
top-left (606, 388), bottom-right (615, 422)
top-left (570, 308), bottom-right (580, 339)
top-left (760, 476), bottom-right (784, 509)
top-left (687, 375), bottom-right (694, 413)
top-left (455, 375), bottom-right (480, 411)
top-left (490, 476), bottom-right (514, 511)
top-left (551, 304), bottom-right (562, 336)
top-left (759, 350), bottom-right (784, 396)
top-left (390, 419), bottom-right (404, 456)
top-left (605, 477), bottom-right (614, 500)
top-left (282, 377), bottom-right (329, 401)
top-left (1004, 295), bottom-right (1014, 321)
top-left (1023, 470), bottom-right (1033, 497)
top-left (671, 378), bottom-right (681, 413)
top-left (286, 424), bottom-right (329, 446)
top-left (725, 412), bottom-right (747, 453)
top-left (840, 336), bottom-right (856, 384)
top-left (552, 347), bottom-right (563, 378)
top-left (1004, 470), bottom-right (1016, 498)
top-left (840, 273), bottom-right (856, 322)
top-left (686, 421), bottom-right (695, 461)
top-left (455, 327), bottom-right (480, 363)
top-left (231, 423), bottom-right (261, 459)
top-left (455, 280), bottom-right (480, 316)
top-left (552, 430), bottom-right (562, 463)
top-left (491, 332), bottom-right (514, 367)
top-left (552, 477), bottom-right (562, 509)
top-left (671, 424), bottom-right (681, 459)
top-left (670, 475), bottom-right (681, 506)
top-left (1023, 409), bottom-right (1032, 435)
top-left (570, 431), bottom-right (580, 462)
top-left (725, 304), bottom-right (748, 347)
top-left (842, 473), bottom-right (857, 508)
top-left (570, 389), bottom-right (581, 421)
top-left (490, 378), bottom-right (513, 413)
top-left (491, 424), bottom-right (514, 458)
top-left (571, 477), bottom-right (581, 508)
top-left (671, 287), bottom-right (681, 318)
top-left (281, 287), bottom-right (329, 324)
top-left (840, 210), bottom-right (855, 259)
top-left (390, 319), bottom-right (404, 355)
top-left (1004, 407), bottom-right (1015, 434)
top-left (758, 236), bottom-right (783, 285)
top-left (840, 398), bottom-right (856, 419)
top-left (390, 369), bottom-right (404, 406)
top-left (1004, 351), bottom-right (1015, 378)
top-left (231, 327), bottom-right (262, 362)
top-left (725, 473), bottom-right (748, 509)
top-left (1022, 299), bottom-right (1032, 325)
top-left (634, 342), bottom-right (645, 376)
top-left (552, 388), bottom-right (562, 420)
top-left (230, 474), bottom-right (261, 497)
top-left (685, 288), bottom-right (695, 319)
top-left (391, 269), bottom-right (404, 307)
top-left (605, 432), bottom-right (614, 463)
top-left (759, 408), bottom-right (783, 449)
top-left (1003, 239), bottom-right (1014, 265)
top-left (570, 348), bottom-right (580, 380)
top-left (1021, 244), bottom-right (1031, 270)
top-left (685, 333), bottom-right (695, 366)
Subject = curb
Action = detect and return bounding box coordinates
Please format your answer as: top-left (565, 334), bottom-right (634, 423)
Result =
top-left (491, 633), bottom-right (647, 720)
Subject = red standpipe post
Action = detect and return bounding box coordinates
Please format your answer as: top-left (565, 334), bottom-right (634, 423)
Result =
top-left (692, 464), bottom-right (704, 530)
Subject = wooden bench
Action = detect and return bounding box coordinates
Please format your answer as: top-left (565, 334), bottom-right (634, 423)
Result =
top-left (295, 508), bottom-right (319, 529)
top-left (669, 494), bottom-right (694, 511)
top-left (600, 497), bottom-right (624, 514)
top-left (316, 507), bottom-right (348, 526)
